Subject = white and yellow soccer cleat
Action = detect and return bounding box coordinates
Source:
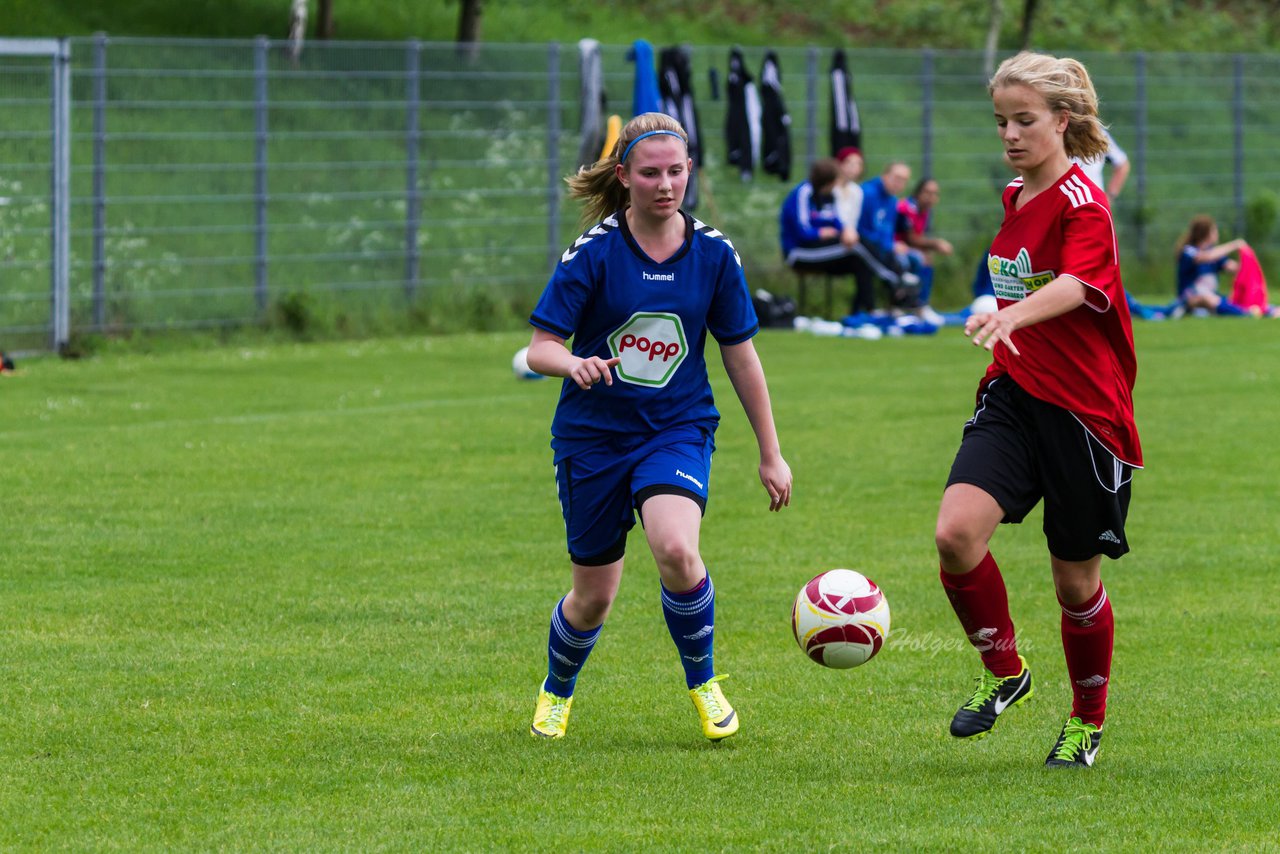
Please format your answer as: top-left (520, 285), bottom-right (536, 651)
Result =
top-left (688, 675), bottom-right (739, 741)
top-left (530, 688), bottom-right (573, 739)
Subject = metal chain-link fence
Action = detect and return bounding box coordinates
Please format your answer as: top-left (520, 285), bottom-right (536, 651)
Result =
top-left (2, 37), bottom-right (1278, 351)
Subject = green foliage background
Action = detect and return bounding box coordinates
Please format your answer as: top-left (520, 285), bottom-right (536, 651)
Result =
top-left (4, 0), bottom-right (1280, 53)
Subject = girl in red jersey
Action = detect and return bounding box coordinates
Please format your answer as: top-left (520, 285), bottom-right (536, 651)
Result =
top-left (934, 52), bottom-right (1142, 769)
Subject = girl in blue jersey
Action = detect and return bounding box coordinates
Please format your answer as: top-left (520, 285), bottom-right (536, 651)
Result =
top-left (1175, 214), bottom-right (1249, 316)
top-left (525, 112), bottom-right (792, 742)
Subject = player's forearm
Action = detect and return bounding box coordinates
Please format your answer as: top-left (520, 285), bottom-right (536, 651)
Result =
top-left (1000, 275), bottom-right (1088, 330)
top-left (1107, 161), bottom-right (1130, 198)
top-left (526, 334), bottom-right (579, 378)
top-left (722, 344), bottom-right (783, 459)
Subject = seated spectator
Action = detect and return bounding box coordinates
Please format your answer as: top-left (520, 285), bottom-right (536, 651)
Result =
top-left (1176, 214), bottom-right (1249, 316)
top-left (833, 146), bottom-right (865, 252)
top-left (895, 177), bottom-right (953, 325)
top-left (857, 161), bottom-right (921, 312)
top-left (780, 157), bottom-right (877, 314)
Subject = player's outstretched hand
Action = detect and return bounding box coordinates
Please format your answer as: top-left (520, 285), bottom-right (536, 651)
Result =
top-left (569, 356), bottom-right (621, 390)
top-left (965, 310), bottom-right (1021, 357)
top-left (760, 454), bottom-right (792, 512)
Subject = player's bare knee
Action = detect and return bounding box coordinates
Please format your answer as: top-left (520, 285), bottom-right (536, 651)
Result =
top-left (566, 590), bottom-right (614, 627)
top-left (651, 539), bottom-right (703, 586)
top-left (935, 520), bottom-right (982, 568)
top-left (565, 577), bottom-right (619, 625)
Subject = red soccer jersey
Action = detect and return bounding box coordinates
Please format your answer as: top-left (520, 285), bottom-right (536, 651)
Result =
top-left (983, 165), bottom-right (1142, 466)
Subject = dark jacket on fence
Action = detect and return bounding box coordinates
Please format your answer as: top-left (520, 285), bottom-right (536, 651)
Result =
top-left (759, 51), bottom-right (792, 182)
top-left (829, 48), bottom-right (862, 155)
top-left (659, 45), bottom-right (703, 210)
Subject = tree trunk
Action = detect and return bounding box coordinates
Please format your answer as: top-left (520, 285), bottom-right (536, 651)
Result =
top-left (316, 0), bottom-right (334, 40)
top-left (1020, 0), bottom-right (1040, 50)
top-left (983, 0), bottom-right (1003, 77)
top-left (457, 0), bottom-right (482, 60)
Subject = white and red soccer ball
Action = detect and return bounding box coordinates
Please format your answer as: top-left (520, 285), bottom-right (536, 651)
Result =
top-left (511, 346), bottom-right (544, 380)
top-left (792, 569), bottom-right (891, 669)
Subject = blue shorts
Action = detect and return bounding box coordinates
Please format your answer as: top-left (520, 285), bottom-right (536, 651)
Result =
top-left (554, 423), bottom-right (714, 565)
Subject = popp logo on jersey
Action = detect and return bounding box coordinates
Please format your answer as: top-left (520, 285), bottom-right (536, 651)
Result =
top-left (607, 312), bottom-right (688, 388)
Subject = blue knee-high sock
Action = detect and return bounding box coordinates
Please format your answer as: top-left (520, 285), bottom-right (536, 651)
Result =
top-left (543, 597), bottom-right (601, 698)
top-left (1215, 299), bottom-right (1247, 316)
top-left (660, 573), bottom-right (716, 689)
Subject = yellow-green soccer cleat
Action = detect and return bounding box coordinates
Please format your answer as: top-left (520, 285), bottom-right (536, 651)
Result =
top-left (689, 675), bottom-right (739, 741)
top-left (530, 688), bottom-right (573, 739)
top-left (1045, 716), bottom-right (1103, 768)
top-left (949, 655), bottom-right (1033, 740)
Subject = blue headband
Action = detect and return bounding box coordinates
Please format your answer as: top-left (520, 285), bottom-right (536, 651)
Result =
top-left (620, 129), bottom-right (685, 163)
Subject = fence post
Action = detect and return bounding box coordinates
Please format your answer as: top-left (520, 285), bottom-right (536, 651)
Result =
top-left (921, 48), bottom-right (934, 179)
top-left (1134, 51), bottom-right (1147, 259)
top-left (1232, 53), bottom-right (1245, 237)
top-left (254, 36), bottom-right (269, 315)
top-left (546, 42), bottom-right (561, 272)
top-left (404, 40), bottom-right (422, 301)
top-left (92, 33), bottom-right (108, 330)
top-left (51, 38), bottom-right (71, 352)
top-left (806, 46), bottom-right (818, 166)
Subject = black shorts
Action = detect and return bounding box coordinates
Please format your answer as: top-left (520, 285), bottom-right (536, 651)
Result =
top-left (946, 376), bottom-right (1135, 561)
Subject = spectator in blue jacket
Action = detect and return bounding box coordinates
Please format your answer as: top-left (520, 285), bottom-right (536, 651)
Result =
top-left (857, 161), bottom-right (920, 310)
top-left (780, 158), bottom-right (881, 314)
top-left (779, 158), bottom-right (844, 263)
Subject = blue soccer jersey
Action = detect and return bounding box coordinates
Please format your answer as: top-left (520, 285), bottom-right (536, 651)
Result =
top-left (530, 210), bottom-right (759, 458)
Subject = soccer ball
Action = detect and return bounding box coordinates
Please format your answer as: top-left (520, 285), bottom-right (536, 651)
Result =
top-left (791, 569), bottom-right (891, 669)
top-left (511, 346), bottom-right (544, 380)
top-left (970, 294), bottom-right (999, 315)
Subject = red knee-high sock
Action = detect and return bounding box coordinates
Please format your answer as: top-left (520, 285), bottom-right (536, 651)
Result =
top-left (939, 551), bottom-right (1021, 677)
top-left (1060, 583), bottom-right (1113, 727)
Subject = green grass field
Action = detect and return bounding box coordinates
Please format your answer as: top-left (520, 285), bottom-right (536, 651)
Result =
top-left (2, 321), bottom-right (1278, 849)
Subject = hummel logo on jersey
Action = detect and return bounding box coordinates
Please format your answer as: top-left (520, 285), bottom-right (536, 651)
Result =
top-left (642, 271), bottom-right (675, 282)
top-left (551, 650), bottom-right (579, 667)
top-left (1098, 530), bottom-right (1122, 544)
top-left (682, 624), bottom-right (714, 641)
top-left (1075, 674), bottom-right (1108, 688)
top-left (967, 627), bottom-right (999, 652)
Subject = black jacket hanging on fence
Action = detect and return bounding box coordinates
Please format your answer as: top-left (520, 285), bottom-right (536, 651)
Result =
top-left (659, 45), bottom-right (703, 210)
top-left (829, 48), bottom-right (863, 155)
top-left (758, 51), bottom-right (792, 182)
top-left (576, 38), bottom-right (607, 169)
top-left (725, 47), bottom-right (762, 180)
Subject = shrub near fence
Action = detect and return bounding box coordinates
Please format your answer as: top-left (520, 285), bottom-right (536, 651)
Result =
top-left (1, 37), bottom-right (1277, 351)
